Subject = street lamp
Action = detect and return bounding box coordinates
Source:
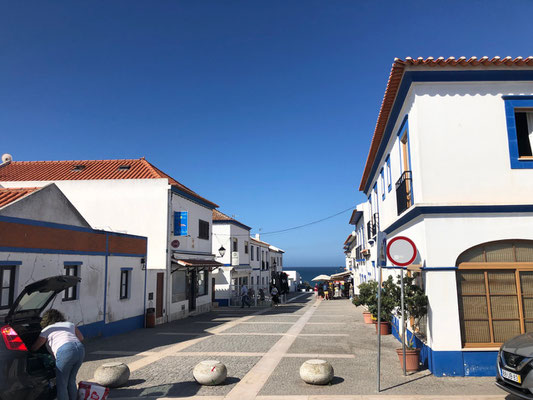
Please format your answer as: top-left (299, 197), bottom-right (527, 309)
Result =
top-left (218, 246), bottom-right (226, 258)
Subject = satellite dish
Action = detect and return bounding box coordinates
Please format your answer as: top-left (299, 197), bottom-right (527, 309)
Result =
top-left (1, 154), bottom-right (12, 163)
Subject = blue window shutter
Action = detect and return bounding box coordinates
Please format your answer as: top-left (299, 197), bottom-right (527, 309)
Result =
top-left (174, 211), bottom-right (188, 236)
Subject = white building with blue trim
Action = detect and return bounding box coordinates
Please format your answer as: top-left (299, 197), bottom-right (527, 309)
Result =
top-left (355, 56), bottom-right (533, 377)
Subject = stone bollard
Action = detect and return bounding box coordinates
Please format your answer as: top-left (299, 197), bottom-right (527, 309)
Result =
top-left (193, 360), bottom-right (227, 386)
top-left (299, 359), bottom-right (334, 385)
top-left (94, 362), bottom-right (130, 388)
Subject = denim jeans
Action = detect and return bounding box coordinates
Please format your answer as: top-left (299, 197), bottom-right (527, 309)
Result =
top-left (241, 295), bottom-right (250, 307)
top-left (55, 341), bottom-right (85, 400)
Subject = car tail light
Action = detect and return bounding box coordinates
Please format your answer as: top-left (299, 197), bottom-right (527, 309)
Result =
top-left (1, 325), bottom-right (28, 351)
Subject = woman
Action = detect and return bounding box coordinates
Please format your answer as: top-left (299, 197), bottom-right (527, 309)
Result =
top-left (32, 309), bottom-right (85, 400)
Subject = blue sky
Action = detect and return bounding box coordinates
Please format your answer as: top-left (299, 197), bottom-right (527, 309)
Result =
top-left (1, 1), bottom-right (532, 266)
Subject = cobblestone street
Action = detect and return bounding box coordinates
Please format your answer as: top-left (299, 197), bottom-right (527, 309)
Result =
top-left (77, 293), bottom-right (514, 400)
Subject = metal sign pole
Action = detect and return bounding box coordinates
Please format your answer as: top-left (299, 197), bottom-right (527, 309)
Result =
top-left (376, 265), bottom-right (382, 393)
top-left (400, 268), bottom-right (406, 376)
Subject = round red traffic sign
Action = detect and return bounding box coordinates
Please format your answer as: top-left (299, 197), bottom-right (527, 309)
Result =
top-left (386, 236), bottom-right (417, 266)
top-left (171, 240), bottom-right (180, 249)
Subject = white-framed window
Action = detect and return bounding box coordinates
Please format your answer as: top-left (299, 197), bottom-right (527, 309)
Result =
top-left (244, 241), bottom-right (249, 254)
top-left (0, 265), bottom-right (17, 310)
top-left (251, 245), bottom-right (254, 261)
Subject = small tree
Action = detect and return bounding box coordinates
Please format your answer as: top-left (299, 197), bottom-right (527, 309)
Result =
top-left (367, 276), bottom-right (396, 322)
top-left (352, 281), bottom-right (377, 308)
top-left (394, 273), bottom-right (428, 349)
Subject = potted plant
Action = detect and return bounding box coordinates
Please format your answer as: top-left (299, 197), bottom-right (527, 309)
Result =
top-left (366, 276), bottom-right (396, 335)
top-left (393, 273), bottom-right (428, 372)
top-left (352, 281), bottom-right (377, 324)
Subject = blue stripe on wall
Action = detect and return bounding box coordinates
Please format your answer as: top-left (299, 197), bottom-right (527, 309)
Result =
top-left (78, 314), bottom-right (144, 338)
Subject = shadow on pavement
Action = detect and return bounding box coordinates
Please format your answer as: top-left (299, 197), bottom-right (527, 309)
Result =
top-left (380, 371), bottom-right (432, 392)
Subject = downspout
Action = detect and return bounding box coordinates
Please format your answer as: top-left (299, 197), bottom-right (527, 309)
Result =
top-left (103, 233), bottom-right (109, 327)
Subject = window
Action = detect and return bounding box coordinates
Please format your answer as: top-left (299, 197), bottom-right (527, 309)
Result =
top-left (257, 247), bottom-right (259, 261)
top-left (197, 270), bottom-right (208, 297)
top-left (251, 245), bottom-right (254, 261)
top-left (120, 270), bottom-right (130, 299)
top-left (63, 264), bottom-right (79, 301)
top-left (244, 241), bottom-right (249, 254)
top-left (386, 155), bottom-right (391, 192)
top-left (503, 96), bottom-right (533, 168)
top-left (232, 238), bottom-right (238, 252)
top-left (0, 266), bottom-right (16, 310)
top-left (172, 270), bottom-right (187, 302)
top-left (198, 220), bottom-right (209, 240)
top-left (251, 276), bottom-right (254, 285)
top-left (380, 168), bottom-right (385, 200)
top-left (456, 240), bottom-right (533, 347)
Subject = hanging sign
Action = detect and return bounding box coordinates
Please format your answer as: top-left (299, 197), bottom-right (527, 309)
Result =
top-left (386, 236), bottom-right (417, 266)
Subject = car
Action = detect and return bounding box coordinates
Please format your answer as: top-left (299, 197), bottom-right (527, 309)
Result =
top-left (496, 332), bottom-right (533, 399)
top-left (0, 275), bottom-right (80, 400)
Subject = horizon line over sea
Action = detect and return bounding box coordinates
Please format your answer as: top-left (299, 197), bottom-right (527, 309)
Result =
top-left (284, 266), bottom-right (347, 284)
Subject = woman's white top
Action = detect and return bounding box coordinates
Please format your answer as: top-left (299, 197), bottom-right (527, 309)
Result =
top-left (39, 321), bottom-right (80, 357)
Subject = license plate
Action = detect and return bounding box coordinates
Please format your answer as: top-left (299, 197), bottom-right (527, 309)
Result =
top-left (501, 368), bottom-right (522, 383)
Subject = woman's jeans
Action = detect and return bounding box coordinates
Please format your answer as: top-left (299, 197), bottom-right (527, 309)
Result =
top-left (55, 341), bottom-right (85, 400)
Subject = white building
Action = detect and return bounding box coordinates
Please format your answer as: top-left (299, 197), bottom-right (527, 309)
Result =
top-left (0, 157), bottom-right (221, 324)
top-left (284, 270), bottom-right (302, 292)
top-left (211, 210), bottom-right (252, 306)
top-left (355, 56), bottom-right (533, 377)
top-left (0, 184), bottom-right (147, 337)
top-left (250, 235), bottom-right (271, 295)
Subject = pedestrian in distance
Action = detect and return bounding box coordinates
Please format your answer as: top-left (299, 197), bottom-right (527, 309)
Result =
top-left (259, 288), bottom-right (265, 304)
top-left (240, 284), bottom-right (251, 308)
top-left (31, 309), bottom-right (85, 400)
top-left (271, 286), bottom-right (280, 306)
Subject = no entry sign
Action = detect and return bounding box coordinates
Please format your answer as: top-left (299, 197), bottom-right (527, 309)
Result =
top-left (386, 236), bottom-right (417, 266)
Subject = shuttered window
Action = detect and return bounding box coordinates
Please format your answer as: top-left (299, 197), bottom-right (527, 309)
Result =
top-left (457, 240), bottom-right (533, 347)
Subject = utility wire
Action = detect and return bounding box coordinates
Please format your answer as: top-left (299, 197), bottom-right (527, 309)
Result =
top-left (210, 205), bottom-right (357, 237)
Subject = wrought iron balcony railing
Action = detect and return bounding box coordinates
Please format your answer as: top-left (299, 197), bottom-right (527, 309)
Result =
top-left (395, 170), bottom-right (413, 215)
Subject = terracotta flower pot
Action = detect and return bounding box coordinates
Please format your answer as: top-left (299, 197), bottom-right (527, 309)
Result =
top-left (374, 321), bottom-right (391, 335)
top-left (396, 348), bottom-right (420, 372)
top-left (363, 312), bottom-right (373, 324)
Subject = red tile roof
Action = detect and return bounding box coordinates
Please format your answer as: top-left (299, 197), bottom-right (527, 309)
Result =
top-left (359, 56), bottom-right (533, 191)
top-left (212, 209), bottom-right (251, 230)
top-left (0, 187), bottom-right (39, 208)
top-left (0, 158), bottom-right (218, 208)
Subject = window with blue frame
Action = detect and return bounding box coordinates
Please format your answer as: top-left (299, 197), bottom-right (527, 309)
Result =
top-left (380, 168), bottom-right (385, 200)
top-left (386, 155), bottom-right (391, 192)
top-left (503, 96), bottom-right (533, 169)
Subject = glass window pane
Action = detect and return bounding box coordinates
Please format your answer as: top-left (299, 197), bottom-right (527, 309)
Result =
top-left (2, 269), bottom-right (11, 287)
top-left (523, 297), bottom-right (533, 319)
top-left (520, 272), bottom-right (533, 295)
top-left (463, 320), bottom-right (491, 343)
top-left (457, 247), bottom-right (485, 264)
top-left (460, 296), bottom-right (488, 319)
top-left (458, 271), bottom-right (485, 294)
top-left (493, 320), bottom-right (521, 342)
top-left (1, 289), bottom-right (9, 307)
top-left (525, 321), bottom-right (533, 333)
top-left (490, 295), bottom-right (519, 319)
top-left (172, 270), bottom-right (186, 303)
top-left (488, 271), bottom-right (517, 295)
top-left (485, 243), bottom-right (515, 262)
top-left (516, 242), bottom-right (533, 262)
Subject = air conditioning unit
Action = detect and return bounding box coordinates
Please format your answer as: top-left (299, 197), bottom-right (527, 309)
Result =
top-left (231, 252), bottom-right (239, 266)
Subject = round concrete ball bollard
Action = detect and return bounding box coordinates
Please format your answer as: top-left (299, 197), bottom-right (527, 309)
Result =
top-left (94, 362), bottom-right (130, 388)
top-left (300, 359), bottom-right (334, 385)
top-left (193, 360), bottom-right (227, 386)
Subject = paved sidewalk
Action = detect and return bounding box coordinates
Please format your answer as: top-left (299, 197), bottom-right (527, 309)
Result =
top-left (77, 293), bottom-right (516, 399)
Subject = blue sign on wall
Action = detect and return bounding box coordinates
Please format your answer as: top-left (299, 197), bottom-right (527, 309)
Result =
top-left (174, 211), bottom-right (188, 236)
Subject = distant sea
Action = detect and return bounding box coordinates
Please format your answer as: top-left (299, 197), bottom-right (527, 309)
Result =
top-left (287, 266), bottom-right (347, 285)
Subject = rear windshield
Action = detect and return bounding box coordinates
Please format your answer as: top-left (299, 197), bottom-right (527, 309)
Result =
top-left (14, 291), bottom-right (54, 313)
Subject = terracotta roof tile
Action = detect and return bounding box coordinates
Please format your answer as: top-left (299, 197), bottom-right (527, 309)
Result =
top-left (359, 56), bottom-right (533, 191)
top-left (0, 187), bottom-right (39, 208)
top-left (212, 209), bottom-right (251, 230)
top-left (0, 158), bottom-right (218, 208)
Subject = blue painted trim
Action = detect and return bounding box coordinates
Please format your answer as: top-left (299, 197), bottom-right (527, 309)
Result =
top-left (171, 249), bottom-right (215, 256)
top-left (216, 298), bottom-right (229, 307)
top-left (380, 168), bottom-right (385, 200)
top-left (503, 97), bottom-right (533, 169)
top-left (384, 204), bottom-right (533, 235)
top-left (78, 314), bottom-right (144, 338)
top-left (212, 220), bottom-right (252, 231)
top-left (171, 186), bottom-right (216, 210)
top-left (120, 267), bottom-right (133, 271)
top-left (108, 252), bottom-right (146, 258)
top-left (252, 268), bottom-right (260, 271)
top-left (421, 267), bottom-right (458, 271)
top-left (0, 215), bottom-right (145, 240)
top-left (0, 247), bottom-right (107, 256)
top-left (363, 70), bottom-right (533, 193)
top-left (64, 261), bottom-right (82, 266)
top-left (103, 234), bottom-right (109, 324)
top-left (0, 261), bottom-right (22, 265)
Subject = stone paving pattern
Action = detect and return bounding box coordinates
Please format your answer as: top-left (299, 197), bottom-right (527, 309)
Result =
top-left (77, 293), bottom-right (517, 399)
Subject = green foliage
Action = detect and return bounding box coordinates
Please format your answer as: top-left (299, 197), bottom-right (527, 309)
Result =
top-left (353, 278), bottom-right (396, 322)
top-left (393, 273), bottom-right (428, 349)
top-left (353, 281), bottom-right (377, 307)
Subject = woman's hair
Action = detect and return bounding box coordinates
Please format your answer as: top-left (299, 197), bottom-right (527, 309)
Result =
top-left (40, 309), bottom-right (66, 329)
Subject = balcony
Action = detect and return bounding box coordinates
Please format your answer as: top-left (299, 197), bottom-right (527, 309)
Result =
top-left (366, 213), bottom-right (378, 239)
top-left (395, 170), bottom-right (412, 215)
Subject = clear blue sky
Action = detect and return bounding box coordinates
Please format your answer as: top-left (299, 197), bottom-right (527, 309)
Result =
top-left (1, 1), bottom-right (532, 266)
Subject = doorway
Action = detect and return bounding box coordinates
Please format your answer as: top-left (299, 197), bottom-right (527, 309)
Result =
top-left (188, 269), bottom-right (197, 311)
top-left (156, 272), bottom-right (164, 318)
